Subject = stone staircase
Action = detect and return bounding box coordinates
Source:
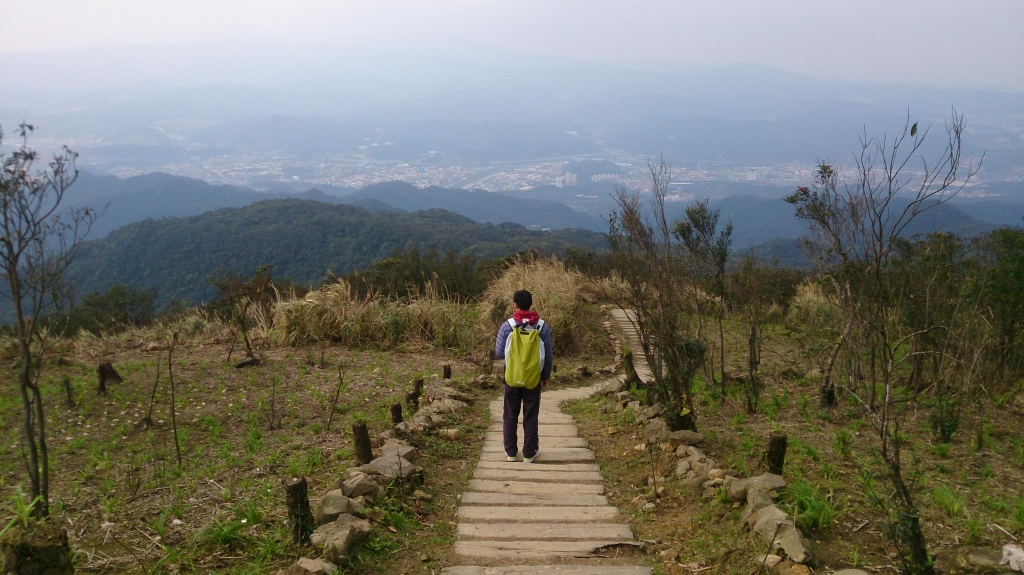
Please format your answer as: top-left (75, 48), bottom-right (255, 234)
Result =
top-left (442, 383), bottom-right (651, 575)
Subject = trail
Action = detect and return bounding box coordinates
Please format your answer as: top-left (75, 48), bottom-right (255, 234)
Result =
top-left (442, 382), bottom-right (651, 575)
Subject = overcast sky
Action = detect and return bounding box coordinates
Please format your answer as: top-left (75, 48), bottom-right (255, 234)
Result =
top-left (1, 0), bottom-right (1022, 91)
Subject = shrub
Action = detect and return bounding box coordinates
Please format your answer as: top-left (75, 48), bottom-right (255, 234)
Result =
top-left (785, 478), bottom-right (839, 532)
top-left (932, 485), bottom-right (966, 518)
top-left (479, 257), bottom-right (587, 356)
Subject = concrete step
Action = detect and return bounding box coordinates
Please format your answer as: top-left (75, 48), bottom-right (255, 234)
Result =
top-left (460, 492), bottom-right (608, 507)
top-left (457, 522), bottom-right (633, 540)
top-left (474, 461), bottom-right (601, 472)
top-left (479, 449), bottom-right (595, 463)
top-left (453, 540), bottom-right (629, 559)
top-left (487, 424), bottom-right (580, 436)
top-left (467, 479), bottom-right (605, 495)
top-left (457, 506), bottom-right (618, 523)
top-left (445, 567), bottom-right (651, 575)
top-left (482, 436), bottom-right (588, 449)
top-left (472, 467), bottom-right (604, 483)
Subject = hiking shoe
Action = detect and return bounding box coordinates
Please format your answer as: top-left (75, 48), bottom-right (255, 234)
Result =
top-left (523, 456), bottom-right (535, 464)
top-left (506, 455), bottom-right (517, 462)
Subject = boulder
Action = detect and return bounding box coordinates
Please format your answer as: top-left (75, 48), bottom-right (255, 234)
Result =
top-left (752, 505), bottom-right (791, 543)
top-left (775, 562), bottom-right (811, 575)
top-left (310, 514), bottom-right (372, 565)
top-left (281, 557), bottom-right (338, 575)
top-left (668, 430), bottom-right (705, 447)
top-left (627, 401), bottom-right (641, 410)
top-left (343, 473), bottom-right (380, 498)
top-left (644, 419), bottom-right (670, 443)
top-left (675, 460), bottom-right (692, 477)
top-left (314, 490), bottom-right (352, 525)
top-left (951, 546), bottom-right (1021, 574)
top-left (422, 385), bottom-right (472, 403)
top-left (426, 398), bottom-right (468, 415)
top-left (645, 404), bottom-right (663, 419)
top-left (775, 524), bottom-right (813, 564)
top-left (754, 554), bottom-right (782, 569)
top-left (728, 473), bottom-right (787, 502)
top-left (707, 469), bottom-right (726, 481)
top-left (615, 391), bottom-right (634, 402)
top-left (366, 455), bottom-right (422, 480)
top-left (381, 441), bottom-right (418, 462)
top-left (741, 489), bottom-right (777, 527)
top-left (603, 377), bottom-right (627, 394)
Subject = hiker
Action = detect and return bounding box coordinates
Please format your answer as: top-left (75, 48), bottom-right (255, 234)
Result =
top-left (494, 290), bottom-right (553, 463)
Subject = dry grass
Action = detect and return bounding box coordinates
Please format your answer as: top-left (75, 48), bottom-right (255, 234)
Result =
top-left (478, 257), bottom-right (588, 356)
top-left (272, 280), bottom-right (481, 353)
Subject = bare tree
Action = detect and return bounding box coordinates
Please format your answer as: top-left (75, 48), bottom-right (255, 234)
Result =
top-left (609, 157), bottom-right (707, 430)
top-left (675, 199), bottom-right (733, 402)
top-left (786, 110), bottom-right (981, 575)
top-left (0, 124), bottom-right (97, 517)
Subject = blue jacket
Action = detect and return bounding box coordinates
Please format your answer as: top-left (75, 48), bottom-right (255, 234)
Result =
top-left (495, 318), bottom-right (553, 382)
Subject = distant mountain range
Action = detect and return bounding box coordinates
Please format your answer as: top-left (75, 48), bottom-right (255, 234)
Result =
top-left (70, 199), bottom-right (608, 305)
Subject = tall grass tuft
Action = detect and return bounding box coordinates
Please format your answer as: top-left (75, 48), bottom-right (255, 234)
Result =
top-left (273, 280), bottom-right (480, 353)
top-left (479, 257), bottom-right (587, 356)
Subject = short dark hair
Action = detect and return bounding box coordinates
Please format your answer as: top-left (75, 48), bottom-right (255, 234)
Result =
top-left (513, 290), bottom-right (533, 311)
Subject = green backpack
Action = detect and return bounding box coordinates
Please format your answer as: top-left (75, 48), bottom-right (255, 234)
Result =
top-left (503, 318), bottom-right (546, 389)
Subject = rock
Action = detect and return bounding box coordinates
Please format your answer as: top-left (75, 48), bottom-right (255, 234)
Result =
top-left (643, 503), bottom-right (656, 512)
top-left (675, 460), bottom-right (692, 476)
top-left (627, 400), bottom-right (641, 410)
top-left (634, 499), bottom-right (648, 510)
top-left (1002, 544), bottom-right (1024, 572)
top-left (644, 419), bottom-right (669, 443)
top-left (0, 522), bottom-right (74, 575)
top-left (755, 554), bottom-right (783, 569)
top-left (288, 557), bottom-right (338, 574)
top-left (833, 571), bottom-right (870, 575)
top-left (366, 455), bottom-right (422, 480)
top-left (951, 546), bottom-right (1020, 574)
top-left (314, 490), bottom-right (352, 525)
top-left (439, 428), bottom-right (460, 440)
top-left (752, 505), bottom-right (791, 543)
top-left (348, 497), bottom-right (366, 517)
top-left (708, 468), bottom-right (726, 481)
top-left (394, 421), bottom-right (410, 432)
top-left (668, 430), bottom-right (706, 447)
top-left (412, 490), bottom-right (432, 501)
top-left (728, 473), bottom-right (787, 502)
top-left (310, 514), bottom-right (372, 565)
top-left (343, 473), bottom-right (379, 498)
top-left (604, 377), bottom-right (627, 394)
top-left (775, 524), bottom-right (813, 564)
top-left (775, 562), bottom-right (811, 575)
top-left (381, 441), bottom-right (418, 462)
top-left (703, 478), bottom-right (725, 488)
top-left (659, 549), bottom-right (679, 562)
top-left (701, 487), bottom-right (719, 500)
top-left (742, 489), bottom-right (777, 527)
top-left (422, 385), bottom-right (472, 403)
top-left (645, 404), bottom-right (663, 418)
top-left (615, 391), bottom-right (635, 402)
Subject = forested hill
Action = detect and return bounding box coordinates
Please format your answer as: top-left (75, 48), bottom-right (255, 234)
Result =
top-left (69, 199), bottom-right (608, 305)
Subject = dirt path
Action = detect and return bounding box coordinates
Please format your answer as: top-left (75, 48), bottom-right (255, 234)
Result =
top-left (442, 383), bottom-right (652, 575)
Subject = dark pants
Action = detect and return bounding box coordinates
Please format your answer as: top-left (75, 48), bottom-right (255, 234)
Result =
top-left (503, 383), bottom-right (541, 458)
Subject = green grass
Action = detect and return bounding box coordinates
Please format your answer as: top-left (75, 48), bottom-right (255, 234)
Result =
top-left (932, 485), bottom-right (967, 518)
top-left (784, 478), bottom-right (840, 533)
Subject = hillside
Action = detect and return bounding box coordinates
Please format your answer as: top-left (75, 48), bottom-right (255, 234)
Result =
top-left (70, 199), bottom-right (608, 304)
top-left (346, 181), bottom-right (607, 231)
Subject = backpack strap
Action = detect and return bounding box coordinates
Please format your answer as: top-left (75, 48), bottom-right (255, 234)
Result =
top-left (507, 318), bottom-right (518, 329)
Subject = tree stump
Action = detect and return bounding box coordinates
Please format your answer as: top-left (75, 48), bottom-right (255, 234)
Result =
top-left (0, 521), bottom-right (74, 575)
top-left (766, 432), bottom-right (788, 475)
top-left (97, 362), bottom-right (122, 395)
top-left (352, 421), bottom-right (373, 465)
top-left (443, 364), bottom-right (452, 379)
top-left (405, 378), bottom-right (423, 408)
top-left (281, 477), bottom-right (314, 545)
top-left (390, 403), bottom-right (403, 425)
top-left (819, 384), bottom-right (837, 409)
top-left (623, 350), bottom-right (642, 386)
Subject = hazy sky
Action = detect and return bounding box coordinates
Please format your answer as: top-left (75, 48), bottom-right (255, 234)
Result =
top-left (1, 0), bottom-right (1022, 90)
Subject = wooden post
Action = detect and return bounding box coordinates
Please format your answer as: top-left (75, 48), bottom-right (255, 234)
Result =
top-left (282, 476), bottom-right (314, 544)
top-left (97, 362), bottom-right (122, 395)
top-left (766, 432), bottom-right (787, 475)
top-left (443, 364), bottom-right (452, 379)
top-left (390, 403), bottom-right (403, 425)
top-left (353, 420), bottom-right (373, 464)
top-left (405, 378), bottom-right (423, 408)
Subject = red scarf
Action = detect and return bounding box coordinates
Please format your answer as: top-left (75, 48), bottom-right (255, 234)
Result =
top-left (513, 310), bottom-right (540, 325)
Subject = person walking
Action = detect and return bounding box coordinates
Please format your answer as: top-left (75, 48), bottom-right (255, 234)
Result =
top-left (494, 290), bottom-right (553, 463)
